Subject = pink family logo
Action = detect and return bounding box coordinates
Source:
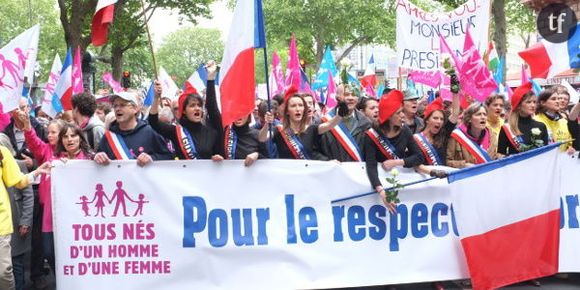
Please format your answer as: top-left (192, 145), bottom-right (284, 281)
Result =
top-left (76, 181), bottom-right (149, 218)
top-left (0, 48), bottom-right (27, 90)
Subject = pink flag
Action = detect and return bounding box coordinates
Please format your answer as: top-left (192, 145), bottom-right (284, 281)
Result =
top-left (364, 82), bottom-right (376, 98)
top-left (439, 33), bottom-right (462, 71)
top-left (72, 46), bottom-right (84, 95)
top-left (285, 34), bottom-right (301, 89)
top-left (326, 72), bottom-right (337, 109)
top-left (408, 70), bottom-right (443, 88)
top-left (458, 29), bottom-right (498, 102)
top-left (270, 52), bottom-right (285, 96)
top-left (102, 72), bottom-right (123, 94)
top-left (521, 65), bottom-right (530, 85)
top-left (506, 84), bottom-right (514, 99)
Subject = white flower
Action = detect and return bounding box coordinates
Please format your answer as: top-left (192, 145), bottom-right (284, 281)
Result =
top-left (389, 168), bottom-right (399, 177)
top-left (531, 128), bottom-right (541, 136)
top-left (339, 57), bottom-right (352, 68)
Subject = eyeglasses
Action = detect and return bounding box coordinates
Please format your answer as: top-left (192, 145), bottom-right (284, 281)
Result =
top-left (113, 102), bottom-right (134, 109)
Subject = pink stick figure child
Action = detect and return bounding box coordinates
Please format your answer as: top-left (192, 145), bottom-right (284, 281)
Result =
top-left (133, 194), bottom-right (149, 216)
top-left (76, 196), bottom-right (91, 217)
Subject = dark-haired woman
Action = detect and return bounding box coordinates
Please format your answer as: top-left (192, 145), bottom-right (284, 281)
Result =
top-left (55, 123), bottom-right (94, 160)
top-left (364, 90), bottom-right (424, 214)
top-left (259, 86), bottom-right (346, 159)
top-left (414, 93), bottom-right (460, 167)
top-left (148, 82), bottom-right (221, 160)
top-left (447, 103), bottom-right (500, 168)
top-left (204, 65), bottom-right (268, 166)
top-left (498, 83), bottom-right (549, 156)
top-left (534, 87), bottom-right (575, 153)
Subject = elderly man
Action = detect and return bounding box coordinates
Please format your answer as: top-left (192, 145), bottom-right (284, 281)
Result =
top-left (94, 92), bottom-right (174, 166)
top-left (319, 84), bottom-right (371, 161)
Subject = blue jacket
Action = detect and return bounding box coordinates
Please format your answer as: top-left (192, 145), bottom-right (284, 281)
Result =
top-left (98, 119), bottom-right (174, 161)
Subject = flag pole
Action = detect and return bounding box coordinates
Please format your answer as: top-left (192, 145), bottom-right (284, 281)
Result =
top-left (139, 0), bottom-right (158, 79)
top-left (256, 0), bottom-right (274, 155)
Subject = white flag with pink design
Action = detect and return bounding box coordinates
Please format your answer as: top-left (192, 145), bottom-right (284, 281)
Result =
top-left (0, 24), bottom-right (40, 112)
top-left (42, 54), bottom-right (62, 118)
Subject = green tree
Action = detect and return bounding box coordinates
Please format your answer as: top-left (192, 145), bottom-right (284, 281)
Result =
top-left (506, 0), bottom-right (535, 48)
top-left (262, 0), bottom-right (395, 70)
top-left (0, 0), bottom-right (65, 81)
top-left (156, 27), bottom-right (224, 85)
top-left (57, 0), bottom-right (215, 80)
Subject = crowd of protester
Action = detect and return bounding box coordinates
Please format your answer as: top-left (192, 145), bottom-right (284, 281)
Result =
top-left (0, 62), bottom-right (578, 290)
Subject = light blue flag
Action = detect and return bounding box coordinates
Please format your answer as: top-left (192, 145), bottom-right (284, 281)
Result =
top-left (347, 72), bottom-right (360, 86)
top-left (312, 46), bottom-right (338, 90)
top-left (493, 56), bottom-right (505, 87)
top-left (531, 79), bottom-right (542, 95)
top-left (376, 83), bottom-right (385, 97)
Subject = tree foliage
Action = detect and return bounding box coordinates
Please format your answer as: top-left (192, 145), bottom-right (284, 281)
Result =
top-left (57, 0), bottom-right (215, 81)
top-left (262, 0), bottom-right (395, 70)
top-left (156, 27), bottom-right (224, 85)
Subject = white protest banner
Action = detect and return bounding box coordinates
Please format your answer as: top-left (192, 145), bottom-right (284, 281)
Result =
top-left (52, 153), bottom-right (580, 289)
top-left (558, 154), bottom-right (580, 272)
top-left (396, 0), bottom-right (490, 71)
top-left (53, 160), bottom-right (468, 289)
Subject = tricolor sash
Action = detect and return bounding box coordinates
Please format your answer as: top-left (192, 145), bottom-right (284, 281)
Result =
top-left (365, 128), bottom-right (399, 160)
top-left (450, 128), bottom-right (492, 164)
top-left (224, 126), bottom-right (238, 160)
top-left (276, 125), bottom-right (310, 160)
top-left (104, 131), bottom-right (134, 160)
top-left (501, 124), bottom-right (524, 153)
top-left (175, 125), bottom-right (198, 160)
top-left (321, 111), bottom-right (362, 161)
top-left (413, 133), bottom-right (443, 165)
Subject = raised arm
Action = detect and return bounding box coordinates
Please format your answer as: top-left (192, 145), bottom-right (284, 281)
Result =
top-left (148, 80), bottom-right (162, 116)
top-left (317, 101), bottom-right (347, 134)
top-left (448, 92), bottom-right (461, 124)
top-left (258, 112), bottom-right (274, 142)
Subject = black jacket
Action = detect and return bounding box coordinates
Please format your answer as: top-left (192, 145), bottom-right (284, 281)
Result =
top-left (364, 126), bottom-right (424, 189)
top-left (3, 117), bottom-right (46, 160)
top-left (205, 80), bottom-right (267, 159)
top-left (319, 109), bottom-right (371, 162)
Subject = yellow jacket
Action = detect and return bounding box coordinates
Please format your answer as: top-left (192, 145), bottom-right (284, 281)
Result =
top-left (534, 113), bottom-right (572, 151)
top-left (0, 146), bottom-right (31, 236)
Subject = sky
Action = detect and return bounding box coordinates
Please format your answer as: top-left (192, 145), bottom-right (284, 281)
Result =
top-left (149, 1), bottom-right (232, 49)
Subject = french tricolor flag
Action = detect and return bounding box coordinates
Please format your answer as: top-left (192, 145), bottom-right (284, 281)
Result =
top-left (92, 0), bottom-right (118, 46)
top-left (360, 54), bottom-right (376, 89)
top-left (185, 64), bottom-right (207, 92)
top-left (448, 144), bottom-right (561, 290)
top-left (519, 23), bottom-right (580, 79)
top-left (52, 48), bottom-right (73, 112)
top-left (218, 0), bottom-right (266, 127)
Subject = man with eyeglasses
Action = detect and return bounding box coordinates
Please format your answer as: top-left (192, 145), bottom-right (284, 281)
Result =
top-left (94, 92), bottom-right (174, 166)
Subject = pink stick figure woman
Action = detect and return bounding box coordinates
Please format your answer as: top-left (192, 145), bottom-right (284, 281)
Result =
top-left (0, 53), bottom-right (22, 89)
top-left (76, 196), bottom-right (92, 217)
top-left (133, 194), bottom-right (149, 216)
top-left (90, 184), bottom-right (109, 218)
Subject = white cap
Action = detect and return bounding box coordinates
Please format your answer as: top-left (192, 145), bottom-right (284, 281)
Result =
top-left (109, 91), bottom-right (138, 104)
